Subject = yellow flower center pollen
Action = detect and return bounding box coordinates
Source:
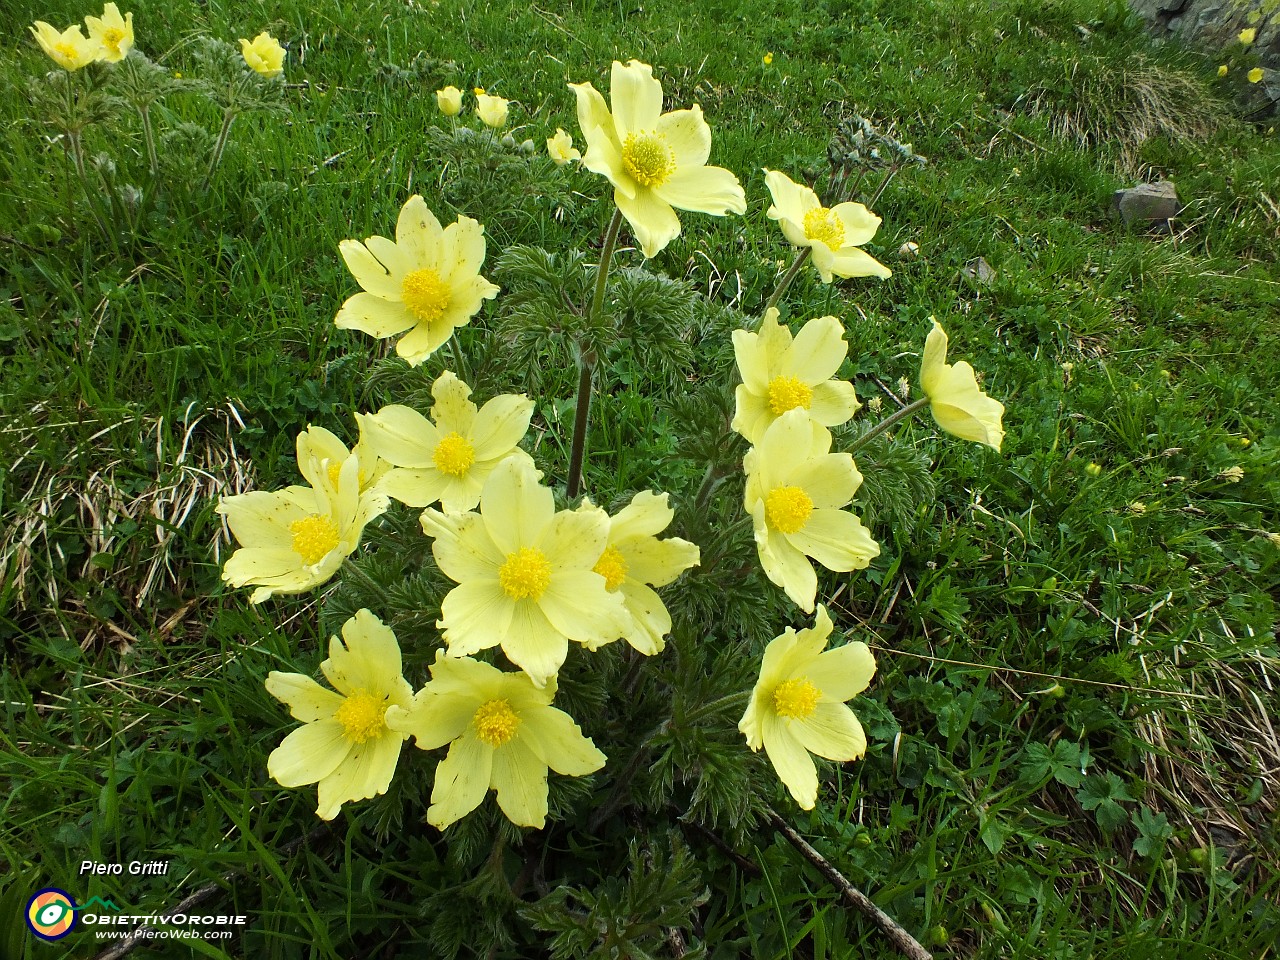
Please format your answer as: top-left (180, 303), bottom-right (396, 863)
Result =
top-left (621, 132), bottom-right (676, 187)
top-left (473, 698), bottom-right (520, 747)
top-left (772, 677), bottom-right (821, 720)
top-left (592, 545), bottom-right (628, 591)
top-left (766, 375), bottom-right (813, 415)
top-left (803, 206), bottom-right (846, 252)
top-left (327, 461), bottom-right (369, 491)
top-left (334, 690), bottom-right (388, 743)
top-left (103, 27), bottom-right (125, 54)
top-left (289, 513), bottom-right (341, 565)
top-left (433, 432), bottom-right (476, 477)
top-left (499, 547), bottom-right (552, 601)
top-left (55, 42), bottom-right (79, 62)
top-left (401, 268), bottom-right (452, 324)
top-left (765, 486), bottom-right (813, 534)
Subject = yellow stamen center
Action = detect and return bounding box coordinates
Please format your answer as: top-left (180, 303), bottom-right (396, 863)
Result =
top-left (473, 698), bottom-right (520, 747)
top-left (592, 545), bottom-right (628, 591)
top-left (334, 690), bottom-right (387, 743)
top-left (433, 431), bottom-right (476, 477)
top-left (401, 268), bottom-right (452, 324)
top-left (499, 547), bottom-right (552, 601)
top-left (803, 206), bottom-right (846, 252)
top-left (289, 514), bottom-right (340, 565)
top-left (766, 375), bottom-right (813, 415)
top-left (621, 132), bottom-right (676, 187)
top-left (55, 42), bottom-right (80, 62)
top-left (103, 27), bottom-right (125, 54)
top-left (772, 677), bottom-right (821, 720)
top-left (764, 486), bottom-right (813, 534)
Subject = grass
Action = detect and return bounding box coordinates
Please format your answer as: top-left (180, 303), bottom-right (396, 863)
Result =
top-left (1, 0), bottom-right (1278, 956)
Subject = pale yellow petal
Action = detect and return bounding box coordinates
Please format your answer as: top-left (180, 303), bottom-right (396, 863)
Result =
top-left (520, 706), bottom-right (606, 775)
top-left (395, 195), bottom-right (445, 267)
top-left (491, 737), bottom-right (550, 827)
top-left (321, 609), bottom-right (409, 701)
top-left (808, 380), bottom-right (862, 427)
top-left (763, 714), bottom-right (819, 809)
top-left (334, 292), bottom-right (416, 337)
top-left (339, 239), bottom-right (400, 300)
top-left (784, 315), bottom-right (848, 385)
top-left (610, 59), bottom-right (663, 138)
top-left (789, 453), bottom-right (861, 509)
top-left (217, 489), bottom-right (307, 549)
top-left (763, 169), bottom-right (818, 228)
top-left (358, 406), bottom-right (439, 468)
top-left (268, 720), bottom-right (350, 788)
top-left (787, 509), bottom-right (879, 573)
top-left (794, 701), bottom-right (867, 762)
top-left (731, 384), bottom-right (773, 443)
top-left (394, 318), bottom-right (454, 367)
top-left (614, 185), bottom-right (681, 259)
top-left (443, 216), bottom-right (487, 280)
top-left (811, 641), bottom-right (876, 703)
top-left (429, 511), bottom-right (503, 581)
top-left (655, 106), bottom-right (710, 168)
top-left (826, 246), bottom-right (892, 280)
top-left (831, 201), bottom-right (881, 247)
top-left (315, 731), bottom-right (402, 819)
top-left (364, 235), bottom-right (414, 279)
top-left (539, 571), bottom-right (627, 647)
top-left (619, 536), bottom-right (699, 587)
top-left (540, 507), bottom-right (610, 571)
top-left (757, 523), bottom-right (818, 613)
top-left (428, 733), bottom-right (493, 829)
top-left (429, 371), bottom-right (478, 436)
top-left (480, 458), bottom-right (553, 555)
top-left (265, 672), bottom-right (344, 723)
top-left (617, 580), bottom-right (670, 654)
top-left (383, 466), bottom-right (449, 510)
top-left (806, 243), bottom-right (837, 283)
top-left (387, 687), bottom-right (476, 751)
top-left (653, 164), bottom-right (747, 216)
top-left (502, 601), bottom-right (570, 687)
top-left (439, 580), bottom-right (514, 656)
top-left (470, 395), bottom-right (534, 460)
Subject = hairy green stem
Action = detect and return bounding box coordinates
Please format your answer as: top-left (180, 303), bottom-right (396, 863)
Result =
top-left (866, 163), bottom-right (901, 210)
top-left (203, 107), bottom-right (238, 191)
top-left (139, 103), bottom-right (159, 175)
top-left (763, 246), bottom-right (811, 315)
top-left (845, 396), bottom-right (930, 458)
top-left (566, 207), bottom-right (623, 499)
top-left (693, 461), bottom-right (729, 514)
top-left (65, 129), bottom-right (110, 238)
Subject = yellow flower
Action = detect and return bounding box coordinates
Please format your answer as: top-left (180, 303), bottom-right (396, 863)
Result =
top-left (569, 59), bottom-right (746, 258)
top-left (265, 610), bottom-right (414, 820)
top-left (297, 423), bottom-right (390, 496)
top-left (739, 605), bottom-right (875, 809)
top-left (29, 21), bottom-right (101, 70)
top-left (336, 195), bottom-right (500, 366)
top-left (1239, 28), bottom-right (1256, 45)
top-left (387, 653), bottom-right (605, 829)
top-left (437, 85), bottom-right (463, 116)
top-left (763, 169), bottom-right (891, 284)
top-left (1218, 64), bottom-right (1229, 77)
top-left (239, 32), bottom-right (285, 78)
top-left (358, 370), bottom-right (535, 513)
top-left (763, 52), bottom-right (774, 65)
top-left (731, 307), bottom-right (861, 444)
top-left (919, 318), bottom-right (1005, 451)
top-left (216, 434), bottom-right (388, 603)
top-left (421, 458), bottom-right (629, 687)
top-left (84, 3), bottom-right (133, 62)
top-left (1248, 67), bottom-right (1264, 83)
top-left (744, 409), bottom-right (880, 613)
top-left (476, 93), bottom-right (509, 127)
top-left (547, 128), bottom-right (581, 165)
top-left (587, 491), bottom-right (700, 655)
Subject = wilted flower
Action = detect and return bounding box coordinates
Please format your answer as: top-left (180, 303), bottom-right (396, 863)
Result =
top-left (239, 31), bottom-right (285, 78)
top-left (763, 169), bottom-right (891, 284)
top-left (84, 3), bottom-right (133, 62)
top-left (919, 319), bottom-right (1005, 451)
top-left (437, 85), bottom-right (463, 116)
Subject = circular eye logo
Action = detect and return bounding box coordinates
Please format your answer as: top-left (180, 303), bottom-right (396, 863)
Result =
top-left (26, 889), bottom-right (77, 941)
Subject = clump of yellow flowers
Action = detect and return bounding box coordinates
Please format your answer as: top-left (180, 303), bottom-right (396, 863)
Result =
top-left (30, 3), bottom-right (133, 70)
top-left (215, 58), bottom-right (1008, 830)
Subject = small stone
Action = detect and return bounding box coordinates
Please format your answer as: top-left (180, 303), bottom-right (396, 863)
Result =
top-left (898, 241), bottom-right (920, 259)
top-left (962, 256), bottom-right (997, 286)
top-left (1112, 180), bottom-right (1180, 230)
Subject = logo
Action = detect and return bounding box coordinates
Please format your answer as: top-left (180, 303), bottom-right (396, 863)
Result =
top-left (26, 888), bottom-right (77, 942)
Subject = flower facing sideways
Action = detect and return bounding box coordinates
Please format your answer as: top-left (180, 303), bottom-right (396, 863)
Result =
top-left (266, 610), bottom-right (414, 820)
top-left (84, 3), bottom-right (133, 62)
top-left (358, 370), bottom-right (535, 513)
top-left (919, 318), bottom-right (1005, 451)
top-left (731, 307), bottom-right (861, 444)
top-left (239, 32), bottom-right (285, 78)
top-left (744, 409), bottom-right (879, 613)
top-left (739, 605), bottom-right (875, 809)
top-left (216, 433), bottom-right (388, 603)
top-left (297, 423), bottom-right (389, 497)
top-left (30, 22), bottom-right (101, 70)
top-left (336, 195), bottom-right (500, 366)
top-left (437, 85), bottom-right (463, 116)
top-left (587, 491), bottom-right (700, 655)
top-left (763, 169), bottom-right (891, 284)
top-left (421, 458), bottom-right (628, 687)
top-left (569, 59), bottom-right (746, 258)
top-left (476, 93), bottom-right (509, 127)
top-left (387, 653), bottom-right (605, 829)
top-left (547, 128), bottom-right (581, 165)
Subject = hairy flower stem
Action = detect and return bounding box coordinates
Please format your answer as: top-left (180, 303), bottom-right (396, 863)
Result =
top-left (566, 207), bottom-right (623, 499)
top-left (139, 104), bottom-right (159, 176)
top-left (65, 129), bottom-right (110, 238)
top-left (693, 460), bottom-right (730, 514)
top-left (202, 107), bottom-right (239, 191)
top-left (845, 396), bottom-right (930, 457)
top-left (763, 246), bottom-right (812, 315)
top-left (867, 163), bottom-right (902, 210)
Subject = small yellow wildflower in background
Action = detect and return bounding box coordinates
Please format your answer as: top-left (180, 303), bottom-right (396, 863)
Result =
top-left (30, 21), bottom-right (101, 70)
top-left (1239, 27), bottom-right (1256, 45)
top-left (547, 128), bottom-right (581, 165)
top-left (473, 86), bottom-right (485, 95)
top-left (389, 653), bottom-right (606, 829)
top-left (1217, 466), bottom-right (1244, 483)
top-left (743, 409), bottom-right (879, 613)
top-left (84, 3), bottom-right (133, 62)
top-left (731, 307), bottom-right (861, 444)
top-left (1085, 462), bottom-right (1102, 477)
top-left (569, 59), bottom-right (746, 258)
top-left (239, 31), bottom-right (285, 78)
top-left (336, 195), bottom-right (500, 366)
top-left (266, 610), bottom-right (414, 820)
top-left (920, 318), bottom-right (1005, 451)
top-left (1248, 67), bottom-right (1264, 83)
top-left (1266, 532), bottom-right (1280, 548)
top-left (1128, 502), bottom-right (1147, 514)
top-left (359, 370), bottom-right (535, 513)
top-left (1218, 64), bottom-right (1229, 77)
top-left (436, 85), bottom-right (463, 116)
top-left (586, 491), bottom-right (700, 655)
top-left (217, 447), bottom-right (387, 603)
top-left (739, 605), bottom-right (875, 809)
top-left (421, 458), bottom-right (629, 687)
top-left (476, 92), bottom-right (509, 127)
top-left (763, 169), bottom-right (892, 283)
top-left (763, 52), bottom-right (774, 65)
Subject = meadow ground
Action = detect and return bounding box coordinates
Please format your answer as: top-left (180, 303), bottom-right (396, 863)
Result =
top-left (1, 0), bottom-right (1278, 957)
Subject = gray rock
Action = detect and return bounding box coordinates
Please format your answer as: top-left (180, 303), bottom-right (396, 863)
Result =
top-left (1112, 180), bottom-right (1181, 228)
top-left (962, 257), bottom-right (997, 286)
